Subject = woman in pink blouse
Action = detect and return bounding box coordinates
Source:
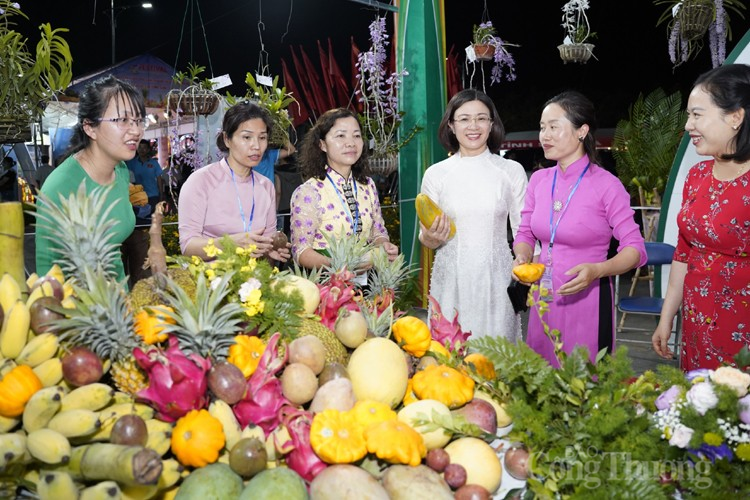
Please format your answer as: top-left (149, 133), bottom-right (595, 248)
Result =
top-left (290, 108), bottom-right (398, 269)
top-left (513, 91), bottom-right (646, 367)
top-left (178, 102), bottom-right (291, 262)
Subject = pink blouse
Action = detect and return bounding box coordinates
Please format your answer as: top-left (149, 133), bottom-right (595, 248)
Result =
top-left (178, 160), bottom-right (277, 253)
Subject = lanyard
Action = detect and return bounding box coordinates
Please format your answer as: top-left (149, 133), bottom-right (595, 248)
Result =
top-left (326, 172), bottom-right (359, 234)
top-left (227, 159), bottom-right (255, 233)
top-left (547, 162), bottom-right (589, 263)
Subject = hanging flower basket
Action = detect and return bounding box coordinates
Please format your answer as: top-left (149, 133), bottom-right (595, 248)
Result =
top-left (677, 0), bottom-right (714, 41)
top-left (557, 43), bottom-right (595, 64)
top-left (167, 89), bottom-right (220, 116)
top-left (367, 155), bottom-right (399, 177)
top-left (0, 117), bottom-right (32, 143)
top-left (472, 43), bottom-right (496, 61)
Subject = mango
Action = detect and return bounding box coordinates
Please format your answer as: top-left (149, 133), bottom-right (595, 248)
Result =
top-left (175, 463), bottom-right (243, 500)
top-left (512, 263), bottom-right (545, 283)
top-left (240, 467), bottom-right (309, 499)
top-left (415, 194), bottom-right (456, 239)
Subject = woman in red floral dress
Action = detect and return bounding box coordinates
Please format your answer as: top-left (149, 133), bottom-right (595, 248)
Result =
top-left (653, 64), bottom-right (750, 371)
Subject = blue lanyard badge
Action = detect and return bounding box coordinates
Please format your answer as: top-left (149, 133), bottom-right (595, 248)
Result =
top-left (547, 163), bottom-right (589, 264)
top-left (326, 173), bottom-right (360, 234)
top-left (228, 160), bottom-right (255, 233)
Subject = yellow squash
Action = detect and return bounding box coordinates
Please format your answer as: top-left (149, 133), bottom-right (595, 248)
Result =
top-left (0, 364), bottom-right (43, 417)
top-left (391, 316), bottom-right (431, 358)
top-left (412, 364), bottom-right (475, 409)
top-left (512, 263), bottom-right (546, 283)
top-left (310, 409), bottom-right (367, 464)
top-left (415, 194), bottom-right (456, 239)
top-left (171, 409), bottom-right (225, 467)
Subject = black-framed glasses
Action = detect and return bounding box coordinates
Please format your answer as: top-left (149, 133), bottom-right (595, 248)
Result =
top-left (95, 117), bottom-right (149, 130)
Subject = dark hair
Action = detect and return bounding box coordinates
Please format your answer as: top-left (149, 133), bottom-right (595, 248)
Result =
top-left (68, 75), bottom-right (146, 157)
top-left (216, 101), bottom-right (274, 152)
top-left (438, 89), bottom-right (505, 154)
top-left (694, 64), bottom-right (750, 163)
top-left (138, 139), bottom-right (150, 146)
top-left (298, 108), bottom-right (368, 183)
top-left (544, 91), bottom-right (600, 165)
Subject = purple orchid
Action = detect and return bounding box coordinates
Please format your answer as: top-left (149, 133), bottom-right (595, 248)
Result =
top-left (655, 385), bottom-right (682, 411)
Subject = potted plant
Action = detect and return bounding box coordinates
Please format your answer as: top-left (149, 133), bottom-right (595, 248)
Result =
top-left (226, 73), bottom-right (297, 149)
top-left (166, 62), bottom-right (221, 116)
top-left (558, 0), bottom-right (597, 64)
top-left (356, 16), bottom-right (421, 176)
top-left (0, 1), bottom-right (73, 143)
top-left (612, 87), bottom-right (686, 240)
top-left (653, 0), bottom-right (746, 68)
top-left (470, 21), bottom-right (518, 84)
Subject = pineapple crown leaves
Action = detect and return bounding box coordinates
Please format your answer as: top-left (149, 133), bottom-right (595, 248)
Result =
top-left (158, 271), bottom-right (245, 361)
top-left (33, 183), bottom-right (122, 283)
top-left (321, 230), bottom-right (373, 283)
top-left (290, 261), bottom-right (323, 285)
top-left (365, 247), bottom-right (417, 300)
top-left (359, 300), bottom-right (394, 338)
top-left (53, 268), bottom-right (142, 362)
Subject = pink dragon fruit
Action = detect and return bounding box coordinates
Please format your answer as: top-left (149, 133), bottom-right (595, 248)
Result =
top-left (133, 336), bottom-right (211, 422)
top-left (278, 405), bottom-right (327, 482)
top-left (233, 332), bottom-right (290, 435)
top-left (428, 295), bottom-right (472, 355)
top-left (317, 270), bottom-right (362, 329)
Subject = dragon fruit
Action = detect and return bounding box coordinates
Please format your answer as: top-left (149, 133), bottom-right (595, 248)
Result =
top-left (428, 295), bottom-right (472, 355)
top-left (317, 269), bottom-right (362, 329)
top-left (233, 332), bottom-right (290, 435)
top-left (278, 405), bottom-right (327, 482)
top-left (133, 336), bottom-right (211, 422)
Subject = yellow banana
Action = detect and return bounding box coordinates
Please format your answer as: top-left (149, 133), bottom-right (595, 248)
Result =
top-left (47, 264), bottom-right (66, 285)
top-left (61, 383), bottom-right (115, 412)
top-left (119, 484), bottom-right (158, 500)
top-left (241, 423), bottom-right (265, 441)
top-left (26, 428), bottom-right (72, 464)
top-left (112, 391), bottom-right (135, 405)
top-left (0, 357), bottom-right (17, 376)
top-left (32, 357), bottom-right (64, 387)
top-left (91, 403), bottom-right (156, 442)
top-left (145, 419), bottom-right (173, 456)
top-left (158, 485), bottom-right (180, 500)
top-left (23, 385), bottom-right (67, 432)
top-left (61, 296), bottom-right (77, 309)
top-left (26, 281), bottom-right (59, 308)
top-left (156, 458), bottom-right (183, 490)
top-left (0, 299), bottom-right (30, 358)
top-left (15, 332), bottom-right (60, 367)
top-left (63, 280), bottom-right (75, 300)
top-left (48, 408), bottom-right (102, 438)
top-left (208, 399), bottom-right (242, 450)
top-left (0, 431), bottom-right (27, 468)
top-left (26, 273), bottom-right (39, 290)
top-left (0, 273), bottom-right (22, 313)
top-left (0, 413), bottom-right (20, 432)
top-left (36, 470), bottom-right (81, 500)
top-left (80, 481), bottom-right (122, 500)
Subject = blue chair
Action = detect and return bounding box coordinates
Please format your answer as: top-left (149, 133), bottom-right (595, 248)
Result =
top-left (616, 242), bottom-right (681, 365)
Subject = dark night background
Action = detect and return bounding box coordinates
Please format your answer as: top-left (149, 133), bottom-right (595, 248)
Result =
top-left (18, 0), bottom-right (750, 131)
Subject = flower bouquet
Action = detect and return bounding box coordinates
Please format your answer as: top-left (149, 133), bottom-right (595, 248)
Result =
top-left (649, 360), bottom-right (750, 496)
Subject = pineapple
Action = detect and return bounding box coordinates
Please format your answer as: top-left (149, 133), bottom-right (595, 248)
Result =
top-left (360, 301), bottom-right (394, 338)
top-left (129, 267), bottom-right (197, 311)
top-left (322, 230), bottom-right (372, 284)
top-left (53, 268), bottom-right (148, 394)
top-left (34, 183), bottom-right (122, 284)
top-left (157, 272), bottom-right (245, 361)
top-left (366, 247), bottom-right (415, 310)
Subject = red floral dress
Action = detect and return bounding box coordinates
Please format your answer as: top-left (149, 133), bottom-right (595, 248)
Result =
top-left (676, 161), bottom-right (750, 371)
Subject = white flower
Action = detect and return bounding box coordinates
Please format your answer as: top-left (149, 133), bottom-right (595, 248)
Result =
top-left (209, 277), bottom-right (222, 290)
top-left (711, 366), bottom-right (750, 397)
top-left (686, 382), bottom-right (719, 416)
top-left (239, 278), bottom-right (262, 303)
top-left (669, 424), bottom-right (694, 448)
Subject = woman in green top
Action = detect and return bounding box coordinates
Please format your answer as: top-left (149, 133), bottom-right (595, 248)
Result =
top-left (36, 75), bottom-right (147, 284)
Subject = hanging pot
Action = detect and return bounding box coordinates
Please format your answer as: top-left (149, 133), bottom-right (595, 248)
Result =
top-left (0, 117), bottom-right (32, 143)
top-left (557, 43), bottom-right (595, 64)
top-left (167, 90), bottom-right (220, 116)
top-left (367, 154), bottom-right (399, 177)
top-left (472, 44), bottom-right (496, 62)
top-left (677, 0), bottom-right (714, 42)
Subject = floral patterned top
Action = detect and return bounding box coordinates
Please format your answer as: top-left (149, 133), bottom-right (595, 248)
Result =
top-left (675, 160), bottom-right (750, 371)
top-left (289, 167), bottom-right (389, 261)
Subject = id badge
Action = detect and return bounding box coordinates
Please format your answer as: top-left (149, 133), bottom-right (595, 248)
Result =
top-left (540, 266), bottom-right (553, 301)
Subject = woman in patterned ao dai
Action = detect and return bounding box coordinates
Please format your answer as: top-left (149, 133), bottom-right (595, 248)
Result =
top-left (653, 64), bottom-right (750, 370)
top-left (290, 108), bottom-right (398, 269)
top-left (419, 89), bottom-right (528, 341)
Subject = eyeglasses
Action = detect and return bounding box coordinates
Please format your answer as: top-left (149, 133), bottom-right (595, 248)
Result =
top-left (453, 115), bottom-right (492, 127)
top-left (96, 117), bottom-right (149, 130)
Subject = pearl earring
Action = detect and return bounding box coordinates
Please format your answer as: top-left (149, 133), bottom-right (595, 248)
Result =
top-left (733, 125), bottom-right (740, 130)
top-left (578, 136), bottom-right (584, 142)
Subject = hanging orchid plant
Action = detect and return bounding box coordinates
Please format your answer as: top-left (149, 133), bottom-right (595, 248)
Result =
top-left (356, 16), bottom-right (421, 159)
top-left (470, 21), bottom-right (518, 84)
top-left (654, 0), bottom-right (746, 68)
top-left (561, 0), bottom-right (596, 45)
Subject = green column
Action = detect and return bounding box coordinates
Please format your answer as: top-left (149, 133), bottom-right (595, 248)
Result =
top-left (396, 0), bottom-right (447, 294)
